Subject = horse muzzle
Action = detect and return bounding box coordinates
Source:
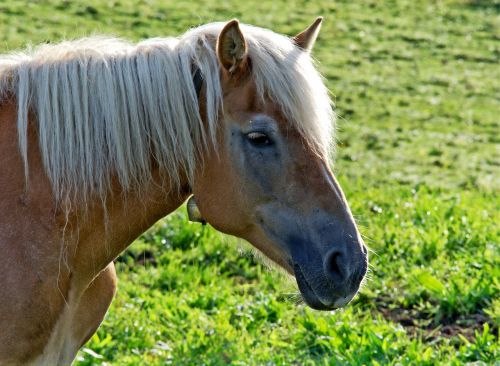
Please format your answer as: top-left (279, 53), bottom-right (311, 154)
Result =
top-left (291, 240), bottom-right (368, 311)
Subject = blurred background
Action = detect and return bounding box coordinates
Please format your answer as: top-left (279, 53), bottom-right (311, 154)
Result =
top-left (1, 0), bottom-right (497, 364)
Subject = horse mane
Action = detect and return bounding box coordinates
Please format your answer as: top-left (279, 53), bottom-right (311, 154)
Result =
top-left (0, 22), bottom-right (334, 202)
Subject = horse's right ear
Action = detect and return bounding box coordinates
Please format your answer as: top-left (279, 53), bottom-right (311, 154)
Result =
top-left (217, 19), bottom-right (248, 74)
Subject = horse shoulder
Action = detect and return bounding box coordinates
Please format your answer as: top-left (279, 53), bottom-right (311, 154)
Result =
top-left (0, 99), bottom-right (70, 363)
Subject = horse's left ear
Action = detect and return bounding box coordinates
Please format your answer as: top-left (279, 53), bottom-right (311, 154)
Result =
top-left (293, 16), bottom-right (323, 52)
top-left (217, 19), bottom-right (248, 74)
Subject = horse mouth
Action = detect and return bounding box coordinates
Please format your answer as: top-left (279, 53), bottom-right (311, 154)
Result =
top-left (293, 264), bottom-right (333, 310)
top-left (293, 264), bottom-right (354, 311)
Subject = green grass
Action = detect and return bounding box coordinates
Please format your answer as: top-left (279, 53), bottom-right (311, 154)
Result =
top-left (1, 0), bottom-right (498, 364)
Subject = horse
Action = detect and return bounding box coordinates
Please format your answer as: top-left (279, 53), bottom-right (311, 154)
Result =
top-left (0, 18), bottom-right (368, 365)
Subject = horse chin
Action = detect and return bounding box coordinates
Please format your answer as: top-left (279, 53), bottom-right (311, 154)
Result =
top-left (293, 263), bottom-right (354, 311)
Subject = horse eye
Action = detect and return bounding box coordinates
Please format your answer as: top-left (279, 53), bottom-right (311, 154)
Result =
top-left (247, 132), bottom-right (272, 146)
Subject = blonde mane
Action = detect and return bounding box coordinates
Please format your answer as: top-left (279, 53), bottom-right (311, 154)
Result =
top-left (0, 22), bottom-right (334, 202)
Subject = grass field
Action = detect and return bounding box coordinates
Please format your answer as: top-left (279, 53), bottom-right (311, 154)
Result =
top-left (1, 0), bottom-right (498, 364)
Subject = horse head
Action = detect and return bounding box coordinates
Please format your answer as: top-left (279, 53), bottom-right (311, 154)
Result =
top-left (191, 19), bottom-right (368, 310)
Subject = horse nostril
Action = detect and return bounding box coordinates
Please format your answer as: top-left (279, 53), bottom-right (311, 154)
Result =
top-left (324, 250), bottom-right (349, 283)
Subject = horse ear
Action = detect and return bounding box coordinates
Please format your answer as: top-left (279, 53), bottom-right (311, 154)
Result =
top-left (293, 16), bottom-right (323, 51)
top-left (217, 19), bottom-right (248, 74)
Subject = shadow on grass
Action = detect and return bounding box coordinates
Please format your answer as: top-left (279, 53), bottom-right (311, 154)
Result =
top-left (464, 0), bottom-right (500, 12)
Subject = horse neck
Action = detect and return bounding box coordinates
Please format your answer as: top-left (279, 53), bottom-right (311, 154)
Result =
top-left (64, 169), bottom-right (191, 284)
top-left (2, 95), bottom-right (192, 287)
